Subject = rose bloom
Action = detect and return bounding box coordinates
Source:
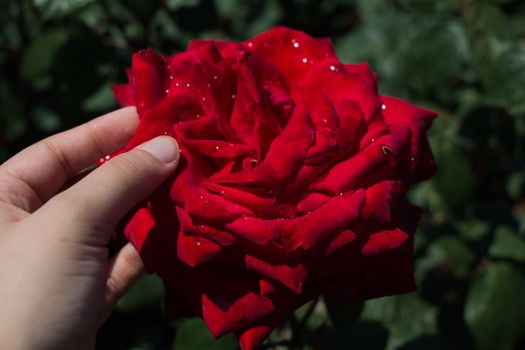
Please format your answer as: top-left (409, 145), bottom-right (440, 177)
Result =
top-left (109, 27), bottom-right (436, 350)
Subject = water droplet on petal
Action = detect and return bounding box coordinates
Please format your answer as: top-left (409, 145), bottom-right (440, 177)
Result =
top-left (220, 190), bottom-right (225, 195)
top-left (381, 104), bottom-right (386, 110)
top-left (247, 42), bottom-right (253, 48)
top-left (371, 138), bottom-right (375, 142)
top-left (411, 156), bottom-right (415, 161)
top-left (169, 75), bottom-right (174, 80)
top-left (175, 82), bottom-right (180, 87)
top-left (104, 155), bottom-right (110, 160)
top-left (231, 94), bottom-right (236, 99)
top-left (330, 65), bottom-right (336, 71)
top-left (381, 145), bottom-right (392, 155)
top-left (323, 118), bottom-right (328, 124)
top-left (242, 215), bottom-right (248, 221)
top-left (165, 89), bottom-right (169, 94)
top-left (215, 145), bottom-right (220, 151)
top-left (186, 83), bottom-right (191, 88)
top-left (196, 114), bottom-right (200, 118)
top-left (163, 131), bottom-right (168, 135)
top-left (302, 57), bottom-right (308, 63)
top-left (213, 75), bottom-right (218, 80)
top-left (339, 192), bottom-right (344, 196)
top-left (99, 158), bottom-right (105, 163)
top-left (293, 42), bottom-right (299, 48)
top-left (195, 240), bottom-right (202, 247)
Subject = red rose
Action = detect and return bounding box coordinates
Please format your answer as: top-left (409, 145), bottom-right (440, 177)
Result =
top-left (110, 27), bottom-right (436, 350)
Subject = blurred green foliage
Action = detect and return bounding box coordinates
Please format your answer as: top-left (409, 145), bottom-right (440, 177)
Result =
top-left (1, 0), bottom-right (525, 349)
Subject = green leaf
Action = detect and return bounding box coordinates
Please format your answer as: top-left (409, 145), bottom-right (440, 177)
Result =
top-left (465, 262), bottom-right (525, 350)
top-left (483, 43), bottom-right (525, 114)
top-left (294, 298), bottom-right (327, 330)
top-left (173, 318), bottom-right (237, 350)
top-left (32, 107), bottom-right (61, 133)
top-left (489, 226), bottom-right (525, 262)
top-left (81, 81), bottom-right (118, 113)
top-left (456, 218), bottom-right (490, 242)
top-left (363, 293), bottom-right (438, 350)
top-left (32, 0), bottom-right (95, 19)
top-left (116, 274), bottom-right (164, 313)
top-left (20, 29), bottom-right (68, 81)
top-left (416, 236), bottom-right (476, 280)
top-left (432, 144), bottom-right (475, 212)
top-left (507, 172), bottom-right (525, 200)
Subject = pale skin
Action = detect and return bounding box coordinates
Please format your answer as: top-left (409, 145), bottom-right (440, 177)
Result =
top-left (0, 107), bottom-right (180, 349)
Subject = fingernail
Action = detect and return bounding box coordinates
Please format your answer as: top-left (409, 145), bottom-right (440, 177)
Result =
top-left (138, 136), bottom-right (179, 163)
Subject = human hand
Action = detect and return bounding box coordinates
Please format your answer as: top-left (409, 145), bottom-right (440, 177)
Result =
top-left (0, 107), bottom-right (180, 349)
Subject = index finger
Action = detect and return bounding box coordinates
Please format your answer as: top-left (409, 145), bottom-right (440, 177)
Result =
top-left (0, 107), bottom-right (139, 212)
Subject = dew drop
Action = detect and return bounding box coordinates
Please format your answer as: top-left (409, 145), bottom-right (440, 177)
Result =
top-left (163, 131), bottom-right (168, 135)
top-left (165, 89), bottom-right (169, 94)
top-left (247, 42), bottom-right (253, 48)
top-left (330, 65), bottom-right (336, 71)
top-left (195, 240), bottom-right (202, 247)
top-left (220, 190), bottom-right (225, 195)
top-left (186, 83), bottom-right (191, 87)
top-left (371, 138), bottom-right (375, 142)
top-left (169, 75), bottom-right (174, 80)
top-left (381, 145), bottom-right (392, 155)
top-left (175, 82), bottom-right (180, 87)
top-left (323, 118), bottom-right (328, 124)
top-left (105, 155), bottom-right (110, 160)
top-left (99, 158), bottom-right (105, 163)
top-left (242, 215), bottom-right (248, 221)
top-left (202, 97), bottom-right (206, 101)
top-left (302, 57), bottom-right (308, 63)
top-left (339, 192), bottom-right (344, 196)
top-left (213, 75), bottom-right (218, 80)
top-left (411, 156), bottom-right (415, 161)
top-left (381, 104), bottom-right (386, 110)
top-left (293, 42), bottom-right (299, 48)
top-left (196, 114), bottom-right (200, 118)
top-left (231, 94), bottom-right (236, 99)
top-left (215, 145), bottom-right (220, 151)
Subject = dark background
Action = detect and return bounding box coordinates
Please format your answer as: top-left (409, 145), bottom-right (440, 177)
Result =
top-left (1, 0), bottom-right (525, 349)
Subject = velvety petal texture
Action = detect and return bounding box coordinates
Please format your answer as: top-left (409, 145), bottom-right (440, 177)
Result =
top-left (109, 26), bottom-right (437, 350)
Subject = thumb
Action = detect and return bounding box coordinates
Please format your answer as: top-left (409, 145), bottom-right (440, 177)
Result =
top-left (38, 136), bottom-right (179, 244)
